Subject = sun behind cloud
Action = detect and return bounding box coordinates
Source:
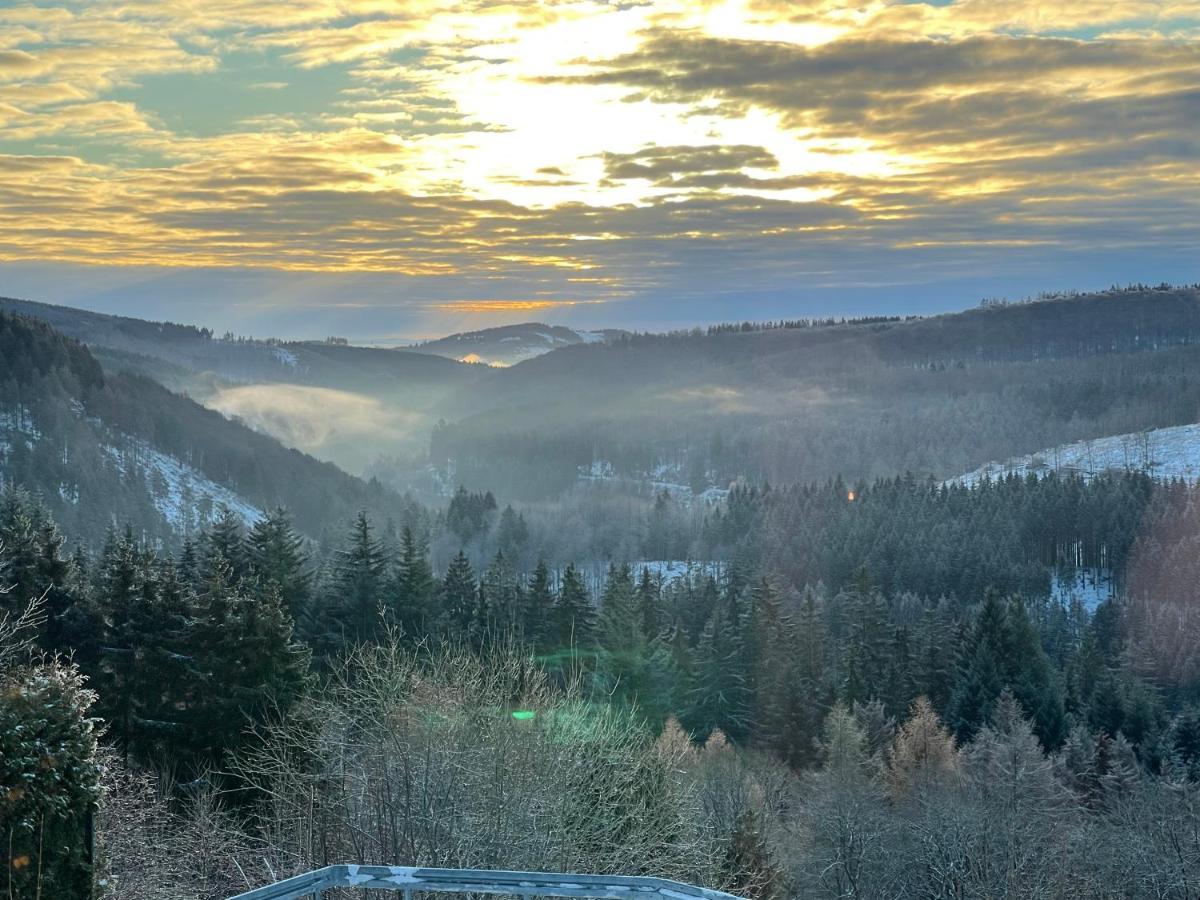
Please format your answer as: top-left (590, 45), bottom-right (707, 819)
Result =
top-left (0, 0), bottom-right (1197, 330)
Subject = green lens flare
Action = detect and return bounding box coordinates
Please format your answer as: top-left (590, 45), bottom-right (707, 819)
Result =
top-left (511, 710), bottom-right (536, 721)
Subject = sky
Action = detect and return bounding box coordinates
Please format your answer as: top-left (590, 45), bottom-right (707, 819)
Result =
top-left (0, 0), bottom-right (1197, 341)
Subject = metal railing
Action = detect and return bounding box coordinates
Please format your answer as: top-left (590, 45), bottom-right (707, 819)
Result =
top-left (228, 866), bottom-right (747, 900)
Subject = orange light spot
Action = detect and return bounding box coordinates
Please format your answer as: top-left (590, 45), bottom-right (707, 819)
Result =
top-left (847, 490), bottom-right (856, 502)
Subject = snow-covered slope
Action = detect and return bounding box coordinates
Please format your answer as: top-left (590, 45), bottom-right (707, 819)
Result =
top-left (951, 423), bottom-right (1200, 486)
top-left (101, 439), bottom-right (262, 532)
top-left (1, 401), bottom-right (262, 535)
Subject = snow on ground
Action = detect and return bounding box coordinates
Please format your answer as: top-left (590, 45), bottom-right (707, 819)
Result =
top-left (950, 423), bottom-right (1200, 487)
top-left (0, 406), bottom-right (41, 443)
top-left (103, 439), bottom-right (262, 531)
top-left (575, 330), bottom-right (605, 344)
top-left (2, 404), bottom-right (260, 532)
top-left (1050, 568), bottom-right (1114, 613)
top-left (273, 346), bottom-right (299, 368)
top-left (577, 459), bottom-right (730, 505)
top-left (630, 559), bottom-right (725, 581)
top-left (580, 559), bottom-right (725, 593)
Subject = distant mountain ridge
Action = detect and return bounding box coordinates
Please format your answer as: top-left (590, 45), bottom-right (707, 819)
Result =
top-left (0, 295), bottom-right (478, 397)
top-left (7, 285), bottom-right (1200, 505)
top-left (406, 321), bottom-right (627, 366)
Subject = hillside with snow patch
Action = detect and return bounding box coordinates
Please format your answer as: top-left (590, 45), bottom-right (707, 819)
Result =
top-left (950, 423), bottom-right (1200, 486)
top-left (408, 322), bottom-right (624, 366)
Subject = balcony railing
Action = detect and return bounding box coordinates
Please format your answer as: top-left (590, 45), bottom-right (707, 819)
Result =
top-left (228, 866), bottom-right (747, 900)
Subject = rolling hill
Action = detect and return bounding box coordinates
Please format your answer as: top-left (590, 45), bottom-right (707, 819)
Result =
top-left (406, 322), bottom-right (626, 366)
top-left (0, 311), bottom-right (416, 544)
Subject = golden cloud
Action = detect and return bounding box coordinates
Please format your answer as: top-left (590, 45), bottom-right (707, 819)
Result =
top-left (431, 299), bottom-right (609, 312)
top-left (0, 0), bottom-right (1195, 299)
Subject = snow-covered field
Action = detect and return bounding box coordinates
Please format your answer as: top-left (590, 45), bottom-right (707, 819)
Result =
top-left (951, 423), bottom-right (1200, 486)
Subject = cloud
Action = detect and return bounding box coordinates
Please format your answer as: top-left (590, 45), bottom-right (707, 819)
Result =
top-left (601, 144), bottom-right (779, 184)
top-left (431, 299), bottom-right (609, 312)
top-left (0, 0), bottom-right (1195, 329)
top-left (206, 382), bottom-right (427, 468)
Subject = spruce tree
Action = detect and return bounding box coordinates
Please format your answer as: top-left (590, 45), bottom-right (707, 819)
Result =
top-left (185, 561), bottom-right (309, 767)
top-left (524, 558), bottom-right (555, 651)
top-left (329, 511), bottom-right (387, 645)
top-left (598, 563), bottom-right (639, 649)
top-left (948, 592), bottom-right (1066, 748)
top-left (246, 507), bottom-right (311, 624)
top-left (684, 603), bottom-right (751, 742)
top-left (747, 577), bottom-right (793, 748)
top-left (393, 524), bottom-right (436, 637)
top-left (204, 506), bottom-right (248, 583)
top-left (595, 564), bottom-right (675, 725)
top-left (440, 550), bottom-right (477, 639)
top-left (481, 551), bottom-right (521, 635)
top-left (636, 566), bottom-right (661, 640)
top-left (554, 562), bottom-right (596, 647)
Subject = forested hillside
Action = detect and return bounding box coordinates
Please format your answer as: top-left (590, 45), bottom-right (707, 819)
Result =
top-left (0, 296), bottom-right (477, 396)
top-left (0, 312), bottom-right (415, 543)
top-left (5, 463), bottom-right (1200, 896)
top-left (431, 286), bottom-right (1200, 497)
top-left (8, 286), bottom-right (1200, 499)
